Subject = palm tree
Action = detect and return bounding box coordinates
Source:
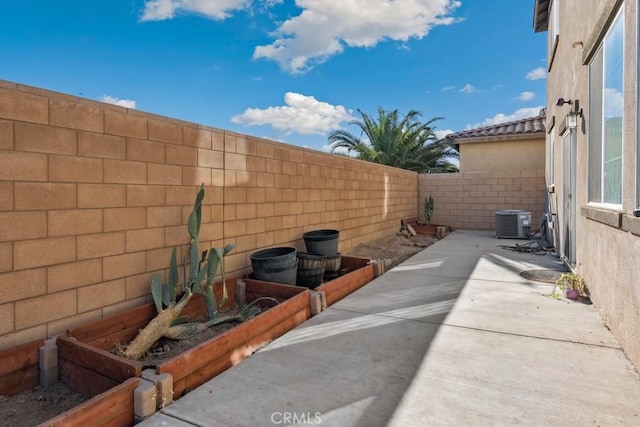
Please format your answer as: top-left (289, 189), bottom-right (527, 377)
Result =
top-left (328, 108), bottom-right (459, 173)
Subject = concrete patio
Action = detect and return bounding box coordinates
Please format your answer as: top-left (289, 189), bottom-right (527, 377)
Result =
top-left (140, 230), bottom-right (640, 426)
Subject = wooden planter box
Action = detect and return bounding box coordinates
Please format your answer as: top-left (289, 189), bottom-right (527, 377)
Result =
top-left (58, 278), bottom-right (311, 400)
top-left (246, 256), bottom-right (375, 307)
top-left (0, 340), bottom-right (140, 427)
top-left (0, 339), bottom-right (44, 396)
top-left (411, 223), bottom-right (451, 237)
top-left (41, 377), bottom-right (140, 427)
top-left (157, 281), bottom-right (311, 397)
top-left (316, 256), bottom-right (374, 306)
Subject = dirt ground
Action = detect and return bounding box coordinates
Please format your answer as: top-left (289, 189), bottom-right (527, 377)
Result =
top-left (344, 232), bottom-right (439, 269)
top-left (0, 231), bottom-right (440, 426)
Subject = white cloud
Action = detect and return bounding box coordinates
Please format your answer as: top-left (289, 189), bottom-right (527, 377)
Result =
top-left (140, 0), bottom-right (250, 21)
top-left (467, 106), bottom-right (544, 128)
top-left (604, 87), bottom-right (623, 118)
top-left (441, 85), bottom-right (456, 92)
top-left (516, 91), bottom-right (535, 101)
top-left (254, 0), bottom-right (462, 74)
top-left (458, 84), bottom-right (476, 94)
top-left (434, 129), bottom-right (454, 139)
top-left (231, 92), bottom-right (354, 135)
top-left (100, 95), bottom-right (136, 109)
top-left (526, 66), bottom-right (547, 80)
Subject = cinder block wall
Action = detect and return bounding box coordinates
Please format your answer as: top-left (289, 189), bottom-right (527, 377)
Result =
top-left (418, 171), bottom-right (546, 230)
top-left (0, 80), bottom-right (417, 350)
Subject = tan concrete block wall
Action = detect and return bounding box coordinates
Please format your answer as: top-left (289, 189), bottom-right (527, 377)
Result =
top-left (0, 79), bottom-right (417, 350)
top-left (418, 170), bottom-right (546, 231)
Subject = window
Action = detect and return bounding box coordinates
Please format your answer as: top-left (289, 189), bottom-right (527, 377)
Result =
top-left (589, 7), bottom-right (624, 206)
top-left (549, 127), bottom-right (555, 186)
top-left (551, 0), bottom-right (559, 40)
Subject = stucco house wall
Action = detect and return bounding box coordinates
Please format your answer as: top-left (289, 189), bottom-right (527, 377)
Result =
top-left (536, 0), bottom-right (640, 369)
top-left (459, 138), bottom-right (545, 172)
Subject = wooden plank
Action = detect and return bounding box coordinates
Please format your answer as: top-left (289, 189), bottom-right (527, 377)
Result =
top-left (340, 255), bottom-right (370, 269)
top-left (158, 289), bottom-right (310, 383)
top-left (0, 338), bottom-right (43, 377)
top-left (243, 279), bottom-right (305, 300)
top-left (42, 377), bottom-right (139, 427)
top-left (69, 303), bottom-right (156, 343)
top-left (173, 302), bottom-right (311, 397)
top-left (58, 336), bottom-right (141, 383)
top-left (318, 263), bottom-right (375, 306)
top-left (59, 358), bottom-right (120, 399)
top-left (0, 364), bottom-right (39, 396)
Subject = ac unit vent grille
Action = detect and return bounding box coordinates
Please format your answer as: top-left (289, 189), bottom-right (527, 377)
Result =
top-left (495, 210), bottom-right (531, 239)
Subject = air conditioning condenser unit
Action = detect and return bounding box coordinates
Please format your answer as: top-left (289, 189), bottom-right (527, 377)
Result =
top-left (495, 210), bottom-right (531, 239)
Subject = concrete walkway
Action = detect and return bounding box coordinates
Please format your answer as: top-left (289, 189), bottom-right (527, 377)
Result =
top-left (140, 231), bottom-right (640, 426)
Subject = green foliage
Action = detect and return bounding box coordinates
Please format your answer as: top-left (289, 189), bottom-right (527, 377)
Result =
top-left (327, 108), bottom-right (459, 173)
top-left (552, 272), bottom-right (587, 299)
top-left (424, 196), bottom-right (435, 225)
top-left (151, 248), bottom-right (179, 314)
top-left (150, 184), bottom-right (235, 320)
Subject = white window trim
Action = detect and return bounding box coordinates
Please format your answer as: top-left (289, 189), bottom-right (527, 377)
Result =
top-left (552, 0), bottom-right (559, 40)
top-left (549, 127), bottom-right (555, 186)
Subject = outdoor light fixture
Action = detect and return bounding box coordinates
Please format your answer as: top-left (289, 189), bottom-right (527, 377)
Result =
top-left (565, 111), bottom-right (579, 129)
top-left (560, 98), bottom-right (583, 129)
top-left (556, 97), bottom-right (573, 106)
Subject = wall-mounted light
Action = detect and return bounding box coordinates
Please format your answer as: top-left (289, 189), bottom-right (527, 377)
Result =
top-left (556, 98), bottom-right (573, 107)
top-left (565, 111), bottom-right (579, 129)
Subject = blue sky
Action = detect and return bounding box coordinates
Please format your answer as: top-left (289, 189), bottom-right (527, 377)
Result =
top-left (0, 0), bottom-right (547, 152)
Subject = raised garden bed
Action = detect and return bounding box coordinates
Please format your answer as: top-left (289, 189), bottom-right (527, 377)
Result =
top-left (0, 339), bottom-right (43, 396)
top-left (41, 377), bottom-right (140, 427)
top-left (0, 340), bottom-right (140, 426)
top-left (58, 278), bottom-right (311, 400)
top-left (157, 281), bottom-right (311, 398)
top-left (411, 223), bottom-right (451, 237)
top-left (246, 255), bottom-right (375, 307)
top-left (316, 255), bottom-right (374, 306)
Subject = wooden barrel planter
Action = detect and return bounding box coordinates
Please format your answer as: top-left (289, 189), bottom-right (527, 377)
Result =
top-left (247, 255), bottom-right (374, 307)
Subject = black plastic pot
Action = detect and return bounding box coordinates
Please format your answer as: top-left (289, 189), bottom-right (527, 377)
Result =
top-left (250, 247), bottom-right (298, 285)
top-left (303, 229), bottom-right (339, 256)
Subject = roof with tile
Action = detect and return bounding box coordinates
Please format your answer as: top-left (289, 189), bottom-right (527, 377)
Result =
top-left (448, 109), bottom-right (546, 144)
top-left (533, 0), bottom-right (550, 33)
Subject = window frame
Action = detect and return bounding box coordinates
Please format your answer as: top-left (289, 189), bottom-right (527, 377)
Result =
top-left (549, 125), bottom-right (555, 187)
top-left (588, 5), bottom-right (625, 209)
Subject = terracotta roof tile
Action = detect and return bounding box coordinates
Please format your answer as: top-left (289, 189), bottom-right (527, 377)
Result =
top-left (448, 109), bottom-right (546, 141)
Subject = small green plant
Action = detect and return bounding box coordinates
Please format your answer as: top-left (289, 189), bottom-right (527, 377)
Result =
top-left (150, 184), bottom-right (234, 320)
top-left (424, 196), bottom-right (435, 225)
top-left (552, 272), bottom-right (587, 299)
top-left (122, 184), bottom-right (278, 360)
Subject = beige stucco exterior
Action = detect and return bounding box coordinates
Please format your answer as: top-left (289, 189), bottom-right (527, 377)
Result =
top-left (539, 0), bottom-right (640, 369)
top-left (458, 137), bottom-right (545, 172)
